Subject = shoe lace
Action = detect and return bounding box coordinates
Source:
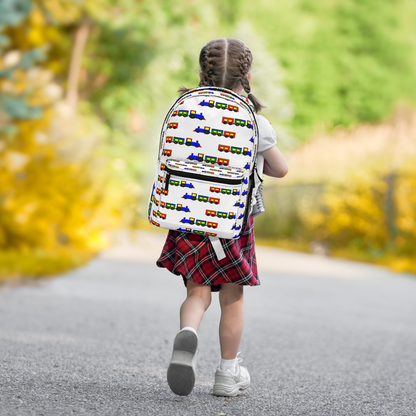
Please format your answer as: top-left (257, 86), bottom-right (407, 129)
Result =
top-left (236, 351), bottom-right (243, 365)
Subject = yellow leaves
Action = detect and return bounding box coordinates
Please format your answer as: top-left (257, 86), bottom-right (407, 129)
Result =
top-left (389, 257), bottom-right (416, 273)
top-left (37, 0), bottom-right (84, 25)
top-left (27, 9), bottom-right (47, 46)
top-left (1, 66), bottom-right (59, 114)
top-left (397, 217), bottom-right (415, 233)
top-left (0, 97), bottom-right (133, 256)
top-left (4, 151), bottom-right (29, 171)
top-left (394, 236), bottom-right (406, 248)
top-left (29, 7), bottom-right (45, 27)
top-left (0, 248), bottom-right (95, 281)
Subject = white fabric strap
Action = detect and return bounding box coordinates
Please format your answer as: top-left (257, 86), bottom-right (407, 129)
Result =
top-left (209, 236), bottom-right (226, 261)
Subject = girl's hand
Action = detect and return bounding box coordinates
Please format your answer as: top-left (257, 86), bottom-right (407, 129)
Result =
top-left (261, 146), bottom-right (288, 178)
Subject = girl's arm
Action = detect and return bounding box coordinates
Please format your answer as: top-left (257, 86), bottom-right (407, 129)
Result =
top-left (261, 146), bottom-right (288, 178)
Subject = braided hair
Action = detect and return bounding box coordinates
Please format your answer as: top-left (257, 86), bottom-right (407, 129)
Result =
top-left (179, 38), bottom-right (264, 113)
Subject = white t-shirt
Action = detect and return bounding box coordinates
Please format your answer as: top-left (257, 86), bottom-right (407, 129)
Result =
top-left (256, 114), bottom-right (277, 153)
top-left (250, 114), bottom-right (276, 216)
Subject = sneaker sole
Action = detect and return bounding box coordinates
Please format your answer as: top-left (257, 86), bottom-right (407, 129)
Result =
top-left (167, 330), bottom-right (198, 396)
top-left (213, 378), bottom-right (250, 397)
top-left (213, 381), bottom-right (250, 397)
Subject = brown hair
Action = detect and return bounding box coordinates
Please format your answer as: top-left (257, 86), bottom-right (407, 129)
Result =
top-left (179, 38), bottom-right (264, 113)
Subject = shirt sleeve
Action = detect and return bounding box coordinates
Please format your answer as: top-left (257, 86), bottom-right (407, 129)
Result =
top-left (256, 114), bottom-right (277, 153)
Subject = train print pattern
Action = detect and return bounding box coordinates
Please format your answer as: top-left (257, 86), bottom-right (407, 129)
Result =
top-left (148, 86), bottom-right (259, 239)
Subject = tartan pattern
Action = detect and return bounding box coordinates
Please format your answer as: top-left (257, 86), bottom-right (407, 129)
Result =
top-left (156, 216), bottom-right (259, 292)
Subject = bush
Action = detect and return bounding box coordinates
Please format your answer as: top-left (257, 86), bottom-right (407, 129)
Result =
top-left (256, 108), bottom-right (416, 274)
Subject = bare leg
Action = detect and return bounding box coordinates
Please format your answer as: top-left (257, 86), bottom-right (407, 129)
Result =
top-left (219, 283), bottom-right (244, 360)
top-left (180, 281), bottom-right (212, 331)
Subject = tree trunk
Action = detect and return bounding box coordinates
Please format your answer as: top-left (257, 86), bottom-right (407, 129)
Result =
top-left (66, 21), bottom-right (90, 109)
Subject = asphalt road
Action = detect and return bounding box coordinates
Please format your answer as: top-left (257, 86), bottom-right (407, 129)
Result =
top-left (1, 231), bottom-right (416, 416)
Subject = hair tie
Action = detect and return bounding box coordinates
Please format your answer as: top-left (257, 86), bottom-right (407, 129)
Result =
top-left (247, 92), bottom-right (252, 97)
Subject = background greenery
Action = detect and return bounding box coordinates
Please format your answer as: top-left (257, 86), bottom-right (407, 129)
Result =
top-left (1, 0), bottom-right (416, 280)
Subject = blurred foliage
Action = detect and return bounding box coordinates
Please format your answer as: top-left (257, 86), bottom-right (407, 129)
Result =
top-left (255, 108), bottom-right (416, 274)
top-left (1, 0), bottom-right (416, 279)
top-left (233, 22), bottom-right (296, 148)
top-left (0, 0), bottom-right (135, 280)
top-left (243, 0), bottom-right (416, 140)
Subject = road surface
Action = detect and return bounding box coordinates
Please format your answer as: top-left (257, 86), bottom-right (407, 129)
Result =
top-left (1, 230), bottom-right (415, 415)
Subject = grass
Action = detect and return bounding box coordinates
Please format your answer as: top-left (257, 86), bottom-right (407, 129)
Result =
top-left (0, 220), bottom-right (164, 285)
top-left (0, 248), bottom-right (96, 284)
top-left (280, 104), bottom-right (416, 185)
top-left (254, 105), bottom-right (416, 277)
top-left (256, 237), bottom-right (416, 276)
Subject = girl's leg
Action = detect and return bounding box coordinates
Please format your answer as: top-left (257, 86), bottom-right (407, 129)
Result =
top-left (218, 283), bottom-right (244, 359)
top-left (180, 280), bottom-right (212, 331)
top-left (168, 281), bottom-right (210, 396)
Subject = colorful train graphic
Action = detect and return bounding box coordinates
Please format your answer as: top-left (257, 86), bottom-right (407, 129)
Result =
top-left (153, 210), bottom-right (167, 220)
top-left (180, 217), bottom-right (218, 228)
top-left (205, 210), bottom-right (236, 220)
top-left (156, 187), bottom-right (169, 196)
top-left (166, 136), bottom-right (201, 148)
top-left (187, 153), bottom-right (230, 166)
top-left (209, 187), bottom-right (240, 196)
top-left (182, 193), bottom-right (220, 204)
top-left (194, 126), bottom-right (236, 138)
top-left (169, 179), bottom-right (194, 188)
top-left (167, 122), bottom-right (178, 129)
top-left (198, 100), bottom-right (239, 112)
top-left (159, 201), bottom-right (190, 212)
top-left (222, 117), bottom-right (253, 129)
top-left (218, 145), bottom-right (252, 156)
top-left (233, 200), bottom-right (245, 208)
top-left (172, 110), bottom-right (205, 120)
top-left (176, 227), bottom-right (218, 237)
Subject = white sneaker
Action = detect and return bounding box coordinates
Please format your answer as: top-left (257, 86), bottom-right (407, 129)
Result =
top-left (213, 356), bottom-right (251, 397)
top-left (167, 329), bottom-right (198, 396)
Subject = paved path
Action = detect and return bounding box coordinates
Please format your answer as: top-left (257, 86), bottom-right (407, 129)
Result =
top-left (1, 231), bottom-right (416, 416)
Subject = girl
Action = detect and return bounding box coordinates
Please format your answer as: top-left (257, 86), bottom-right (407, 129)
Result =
top-left (156, 38), bottom-right (288, 397)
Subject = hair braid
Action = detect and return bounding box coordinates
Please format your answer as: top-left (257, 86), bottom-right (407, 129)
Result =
top-left (239, 48), bottom-right (251, 94)
top-left (178, 38), bottom-right (264, 112)
top-left (239, 48), bottom-right (264, 112)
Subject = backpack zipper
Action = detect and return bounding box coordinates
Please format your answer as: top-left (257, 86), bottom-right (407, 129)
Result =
top-left (164, 166), bottom-right (244, 192)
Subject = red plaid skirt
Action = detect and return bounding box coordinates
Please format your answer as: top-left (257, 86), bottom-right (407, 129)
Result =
top-left (156, 216), bottom-right (259, 292)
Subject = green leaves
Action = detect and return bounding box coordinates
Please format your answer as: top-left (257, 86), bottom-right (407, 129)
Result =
top-left (0, 0), bottom-right (31, 30)
top-left (0, 96), bottom-right (42, 120)
top-left (243, 0), bottom-right (416, 140)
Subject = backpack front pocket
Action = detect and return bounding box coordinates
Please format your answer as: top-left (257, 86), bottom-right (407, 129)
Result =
top-left (152, 159), bottom-right (248, 238)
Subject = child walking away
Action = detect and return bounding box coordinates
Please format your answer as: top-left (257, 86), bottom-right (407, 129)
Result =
top-left (156, 38), bottom-right (288, 396)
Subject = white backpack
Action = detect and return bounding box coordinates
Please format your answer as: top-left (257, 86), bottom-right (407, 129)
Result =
top-left (148, 86), bottom-right (260, 258)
